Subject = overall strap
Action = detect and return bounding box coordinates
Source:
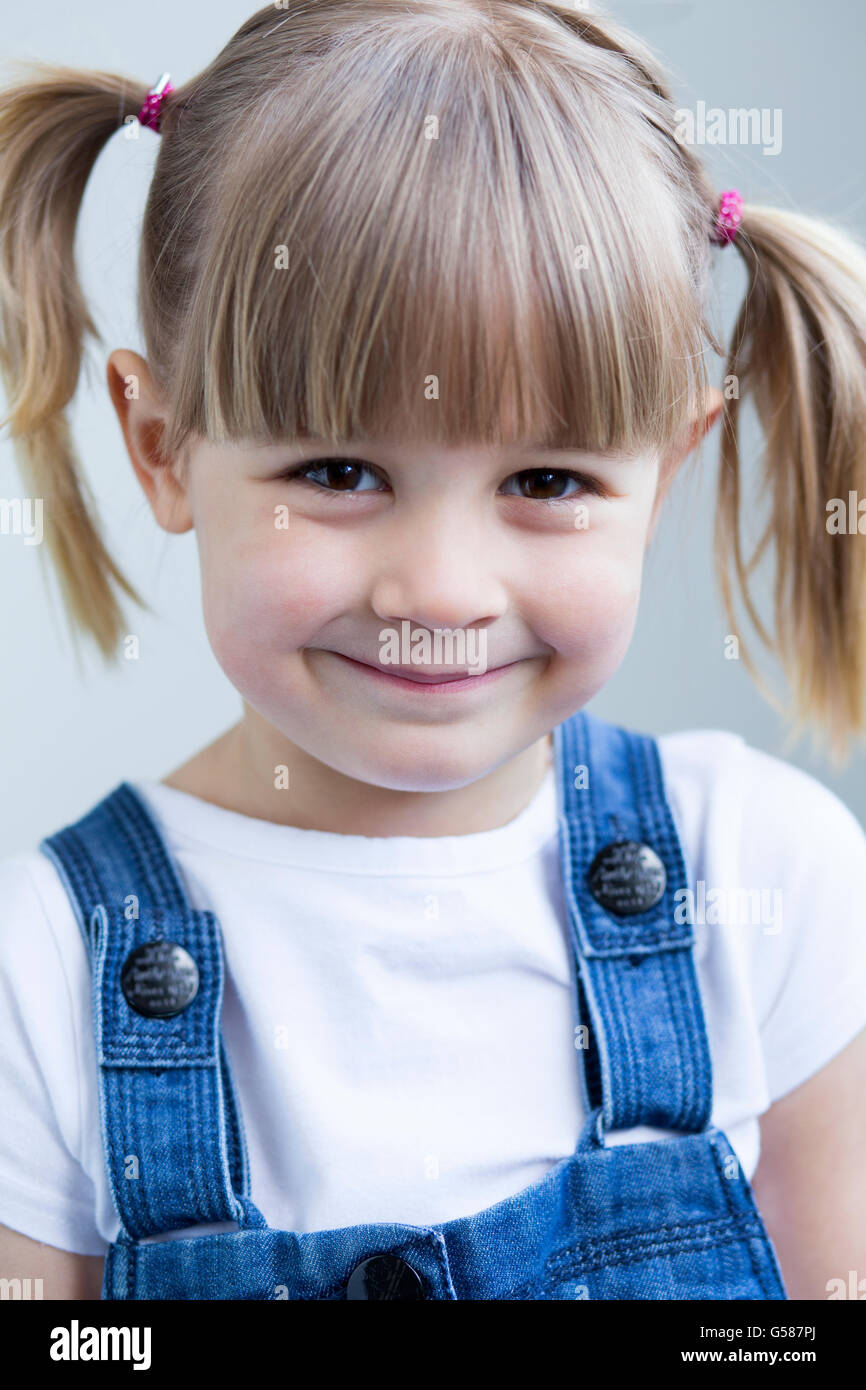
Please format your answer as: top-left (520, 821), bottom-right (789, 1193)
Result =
top-left (40, 783), bottom-right (267, 1241)
top-left (554, 710), bottom-right (713, 1137)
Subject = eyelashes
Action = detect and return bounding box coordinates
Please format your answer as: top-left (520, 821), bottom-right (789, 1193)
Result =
top-left (503, 468), bottom-right (606, 503)
top-left (279, 459), bottom-right (383, 502)
top-left (276, 457), bottom-right (606, 505)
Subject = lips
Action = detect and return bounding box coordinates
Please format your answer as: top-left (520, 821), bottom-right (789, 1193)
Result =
top-left (335, 655), bottom-right (499, 683)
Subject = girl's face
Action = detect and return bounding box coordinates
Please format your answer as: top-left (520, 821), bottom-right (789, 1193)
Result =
top-left (178, 431), bottom-right (665, 792)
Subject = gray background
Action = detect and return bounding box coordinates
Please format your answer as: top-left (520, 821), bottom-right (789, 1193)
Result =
top-left (1, 0), bottom-right (864, 853)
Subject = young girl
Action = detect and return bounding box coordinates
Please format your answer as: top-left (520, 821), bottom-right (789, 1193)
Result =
top-left (1, 0), bottom-right (864, 1303)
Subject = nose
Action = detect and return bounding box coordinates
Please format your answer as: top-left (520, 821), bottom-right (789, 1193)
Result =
top-left (370, 512), bottom-right (508, 633)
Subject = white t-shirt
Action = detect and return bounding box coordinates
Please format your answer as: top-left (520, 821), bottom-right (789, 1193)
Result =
top-left (1, 728), bottom-right (866, 1258)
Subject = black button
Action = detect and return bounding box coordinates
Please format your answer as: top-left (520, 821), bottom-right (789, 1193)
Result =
top-left (587, 840), bottom-right (667, 916)
top-left (345, 1254), bottom-right (425, 1300)
top-left (120, 940), bottom-right (200, 1018)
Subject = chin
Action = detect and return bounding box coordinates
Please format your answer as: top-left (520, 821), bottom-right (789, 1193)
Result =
top-left (325, 731), bottom-right (501, 795)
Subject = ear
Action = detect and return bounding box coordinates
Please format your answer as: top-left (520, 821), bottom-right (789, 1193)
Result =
top-left (106, 349), bottom-right (193, 534)
top-left (647, 386), bottom-right (725, 539)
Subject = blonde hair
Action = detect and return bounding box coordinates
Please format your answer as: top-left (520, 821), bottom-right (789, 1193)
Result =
top-left (1, 1), bottom-right (865, 762)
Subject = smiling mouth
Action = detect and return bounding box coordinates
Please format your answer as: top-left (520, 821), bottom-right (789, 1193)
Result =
top-left (325, 651), bottom-right (520, 691)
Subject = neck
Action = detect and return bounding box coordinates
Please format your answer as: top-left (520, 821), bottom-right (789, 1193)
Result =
top-left (161, 711), bottom-right (554, 837)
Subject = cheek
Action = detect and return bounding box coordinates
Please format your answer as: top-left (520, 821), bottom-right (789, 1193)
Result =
top-left (198, 522), bottom-right (348, 674)
top-left (524, 532), bottom-right (645, 663)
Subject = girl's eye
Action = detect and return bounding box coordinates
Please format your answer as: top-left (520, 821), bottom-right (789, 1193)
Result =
top-left (499, 469), bottom-right (604, 503)
top-left (277, 459), bottom-right (604, 504)
top-left (283, 457), bottom-right (384, 495)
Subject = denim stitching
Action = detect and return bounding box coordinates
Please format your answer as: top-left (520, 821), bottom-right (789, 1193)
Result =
top-left (510, 1230), bottom-right (765, 1299)
top-left (113, 787), bottom-right (186, 911)
top-left (704, 1131), bottom-right (776, 1296)
top-left (106, 796), bottom-right (168, 910)
top-left (548, 1212), bottom-right (757, 1266)
top-left (507, 1215), bottom-right (767, 1298)
top-left (656, 946), bottom-right (688, 1128)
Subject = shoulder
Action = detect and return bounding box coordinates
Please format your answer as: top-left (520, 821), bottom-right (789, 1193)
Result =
top-left (655, 725), bottom-right (866, 876)
top-left (0, 848), bottom-right (93, 1115)
top-left (0, 848), bottom-right (91, 1061)
top-left (0, 850), bottom-right (106, 1253)
top-left (654, 727), bottom-right (866, 1104)
top-left (0, 847), bottom-right (88, 963)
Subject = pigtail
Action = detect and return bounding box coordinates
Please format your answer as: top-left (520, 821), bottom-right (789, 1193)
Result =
top-left (0, 62), bottom-right (152, 659)
top-left (547, 0), bottom-right (866, 762)
top-left (714, 206), bottom-right (866, 765)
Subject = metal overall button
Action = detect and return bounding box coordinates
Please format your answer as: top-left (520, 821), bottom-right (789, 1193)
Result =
top-left (120, 939), bottom-right (200, 1019)
top-left (587, 840), bottom-right (667, 916)
top-left (345, 1254), bottom-right (426, 1300)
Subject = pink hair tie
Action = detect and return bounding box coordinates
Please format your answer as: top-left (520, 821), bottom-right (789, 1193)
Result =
top-left (710, 189), bottom-right (743, 247)
top-left (137, 73), bottom-right (174, 133)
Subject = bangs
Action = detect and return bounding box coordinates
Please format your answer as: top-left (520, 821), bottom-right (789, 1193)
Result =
top-left (162, 8), bottom-right (716, 462)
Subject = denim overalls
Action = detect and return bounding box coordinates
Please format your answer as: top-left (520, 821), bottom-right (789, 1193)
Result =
top-left (40, 709), bottom-right (788, 1300)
